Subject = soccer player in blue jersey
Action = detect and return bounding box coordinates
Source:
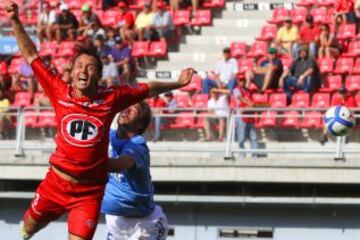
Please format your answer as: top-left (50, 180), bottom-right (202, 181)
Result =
top-left (101, 101), bottom-right (168, 240)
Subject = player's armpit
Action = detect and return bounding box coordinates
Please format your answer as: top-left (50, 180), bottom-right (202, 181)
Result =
top-left (107, 156), bottom-right (135, 172)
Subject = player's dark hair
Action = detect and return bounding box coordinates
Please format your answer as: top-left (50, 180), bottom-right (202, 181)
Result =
top-left (133, 101), bottom-right (152, 135)
top-left (72, 44), bottom-right (103, 79)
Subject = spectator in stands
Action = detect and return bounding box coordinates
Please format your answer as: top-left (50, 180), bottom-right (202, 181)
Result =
top-left (320, 86), bottom-right (357, 144)
top-left (276, 16), bottom-right (298, 57)
top-left (54, 3), bottom-right (79, 42)
top-left (203, 90), bottom-right (229, 141)
top-left (292, 15), bottom-right (319, 59)
top-left (280, 45), bottom-right (320, 104)
top-left (245, 47), bottom-right (283, 92)
top-left (334, 0), bottom-right (356, 34)
top-left (102, 0), bottom-right (121, 10)
top-left (106, 27), bottom-right (118, 47)
top-left (94, 34), bottom-right (112, 57)
top-left (78, 3), bottom-right (100, 36)
top-left (84, 20), bottom-right (106, 39)
top-left (0, 62), bottom-right (12, 100)
top-left (202, 47), bottom-right (238, 94)
top-left (12, 62), bottom-right (36, 98)
top-left (0, 88), bottom-right (10, 139)
top-left (317, 23), bottom-right (341, 59)
top-left (100, 51), bottom-right (119, 87)
top-left (135, 2), bottom-right (154, 41)
top-left (37, 2), bottom-right (56, 43)
top-left (146, 1), bottom-right (175, 42)
top-left (117, 2), bottom-right (136, 44)
top-left (153, 92), bottom-right (177, 141)
top-left (170, 0), bottom-right (199, 15)
top-left (111, 36), bottom-right (133, 84)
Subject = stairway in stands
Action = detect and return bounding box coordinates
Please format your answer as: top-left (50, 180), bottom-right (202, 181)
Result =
top-left (143, 0), bottom-right (295, 81)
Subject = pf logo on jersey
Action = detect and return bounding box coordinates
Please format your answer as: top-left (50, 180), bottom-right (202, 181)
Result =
top-left (61, 114), bottom-right (104, 147)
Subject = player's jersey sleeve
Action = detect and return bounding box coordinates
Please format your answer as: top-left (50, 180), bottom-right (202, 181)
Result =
top-left (31, 57), bottom-right (66, 99)
top-left (113, 83), bottom-right (149, 112)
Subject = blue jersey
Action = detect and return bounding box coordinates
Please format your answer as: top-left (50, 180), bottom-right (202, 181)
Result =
top-left (101, 130), bottom-right (155, 218)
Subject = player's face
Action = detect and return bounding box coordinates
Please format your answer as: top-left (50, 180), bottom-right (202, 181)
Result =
top-left (118, 104), bottom-right (140, 125)
top-left (71, 54), bottom-right (99, 92)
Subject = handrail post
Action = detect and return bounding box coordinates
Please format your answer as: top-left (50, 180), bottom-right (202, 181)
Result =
top-left (224, 112), bottom-right (235, 160)
top-left (15, 108), bottom-right (24, 157)
top-left (334, 136), bottom-right (345, 161)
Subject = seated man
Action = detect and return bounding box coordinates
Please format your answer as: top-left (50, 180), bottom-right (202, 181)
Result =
top-left (146, 1), bottom-right (174, 42)
top-left (54, 3), bottom-right (79, 42)
top-left (279, 45), bottom-right (320, 104)
top-left (37, 2), bottom-right (56, 42)
top-left (117, 2), bottom-right (136, 44)
top-left (94, 34), bottom-right (112, 57)
top-left (276, 16), bottom-right (298, 57)
top-left (135, 2), bottom-right (154, 41)
top-left (292, 15), bottom-right (319, 59)
top-left (202, 47), bottom-right (238, 94)
top-left (110, 36), bottom-right (133, 84)
top-left (78, 3), bottom-right (100, 36)
top-left (100, 52), bottom-right (119, 87)
top-left (245, 47), bottom-right (283, 92)
top-left (203, 89), bottom-right (229, 141)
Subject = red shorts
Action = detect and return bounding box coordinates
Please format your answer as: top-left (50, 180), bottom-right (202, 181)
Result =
top-left (26, 167), bottom-right (105, 239)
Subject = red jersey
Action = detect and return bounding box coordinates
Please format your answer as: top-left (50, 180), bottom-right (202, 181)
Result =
top-left (299, 25), bottom-right (320, 43)
top-left (118, 11), bottom-right (135, 28)
top-left (235, 87), bottom-right (255, 123)
top-left (31, 58), bottom-right (149, 182)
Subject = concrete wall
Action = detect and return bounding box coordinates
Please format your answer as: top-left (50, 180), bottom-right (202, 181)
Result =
top-left (2, 199), bottom-right (360, 240)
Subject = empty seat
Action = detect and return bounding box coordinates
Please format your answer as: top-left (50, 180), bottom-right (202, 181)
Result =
top-left (325, 75), bottom-right (342, 91)
top-left (148, 41), bottom-right (167, 57)
top-left (173, 94), bottom-right (190, 108)
top-left (299, 111), bottom-right (322, 128)
top-left (281, 111), bottom-right (299, 127)
top-left (173, 10), bottom-right (190, 26)
top-left (318, 57), bottom-right (334, 74)
top-left (269, 93), bottom-right (287, 108)
top-left (13, 92), bottom-right (32, 107)
top-left (35, 111), bottom-right (57, 127)
top-left (190, 10), bottom-right (212, 26)
top-left (255, 25), bottom-right (278, 41)
top-left (330, 92), bottom-right (342, 106)
top-left (57, 41), bottom-right (76, 57)
top-left (317, 0), bottom-right (336, 7)
top-left (251, 93), bottom-right (268, 104)
top-left (291, 92), bottom-right (310, 108)
top-left (169, 113), bottom-right (195, 129)
top-left (255, 111), bottom-right (278, 128)
top-left (65, 0), bottom-right (82, 9)
top-left (342, 41), bottom-right (360, 57)
top-left (267, 8), bottom-right (289, 24)
top-left (291, 7), bottom-right (307, 24)
top-left (311, 93), bottom-right (330, 108)
top-left (333, 57), bottom-right (354, 74)
top-left (102, 10), bottom-right (119, 26)
top-left (40, 41), bottom-right (58, 56)
top-left (337, 24), bottom-right (356, 40)
top-left (345, 75), bottom-right (360, 91)
top-left (192, 94), bottom-right (208, 109)
top-left (352, 58), bottom-right (360, 74)
top-left (202, 0), bottom-right (225, 8)
top-left (247, 41), bottom-right (268, 58)
top-left (238, 58), bottom-right (254, 74)
top-left (230, 42), bottom-right (246, 58)
top-left (24, 111), bottom-right (38, 128)
top-left (311, 7), bottom-right (327, 24)
top-left (131, 41), bottom-right (150, 57)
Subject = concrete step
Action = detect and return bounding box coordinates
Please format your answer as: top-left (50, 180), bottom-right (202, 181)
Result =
top-left (185, 35), bottom-right (255, 44)
top-left (212, 18), bottom-right (266, 28)
top-left (220, 10), bottom-right (273, 19)
top-left (167, 52), bottom-right (222, 62)
top-left (156, 62), bottom-right (219, 71)
top-left (201, 26), bottom-right (261, 36)
top-left (179, 43), bottom-right (233, 53)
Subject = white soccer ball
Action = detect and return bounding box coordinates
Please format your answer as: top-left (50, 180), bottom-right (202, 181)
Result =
top-left (324, 105), bottom-right (355, 137)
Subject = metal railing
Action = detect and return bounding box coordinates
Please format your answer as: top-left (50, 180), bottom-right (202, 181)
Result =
top-left (0, 106), bottom-right (359, 160)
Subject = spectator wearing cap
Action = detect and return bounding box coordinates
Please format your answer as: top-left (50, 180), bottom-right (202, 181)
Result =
top-left (117, 2), bottom-right (137, 44)
top-left (54, 3), bottom-right (79, 42)
top-left (100, 52), bottom-right (120, 87)
top-left (145, 1), bottom-right (174, 42)
top-left (202, 47), bottom-right (238, 94)
top-left (78, 3), bottom-right (100, 35)
top-left (279, 45), bottom-right (321, 104)
top-left (275, 16), bottom-right (299, 57)
top-left (111, 36), bottom-right (134, 84)
top-left (83, 20), bottom-right (106, 40)
top-left (292, 15), bottom-right (319, 59)
top-left (94, 34), bottom-right (112, 57)
top-left (320, 85), bottom-right (357, 144)
top-left (38, 2), bottom-right (56, 42)
top-left (153, 92), bottom-right (177, 141)
top-left (245, 47), bottom-right (283, 93)
top-left (317, 23), bottom-right (341, 59)
top-left (135, 2), bottom-right (155, 41)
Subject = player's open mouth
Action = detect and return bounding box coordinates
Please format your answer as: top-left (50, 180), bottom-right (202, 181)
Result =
top-left (78, 75), bottom-right (88, 83)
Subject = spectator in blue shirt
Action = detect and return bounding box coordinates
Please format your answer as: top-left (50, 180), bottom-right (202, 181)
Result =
top-left (101, 101), bottom-right (168, 240)
top-left (111, 36), bottom-right (134, 84)
top-left (245, 47), bottom-right (283, 92)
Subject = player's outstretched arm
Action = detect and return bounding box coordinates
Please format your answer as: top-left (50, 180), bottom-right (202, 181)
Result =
top-left (5, 0), bottom-right (39, 64)
top-left (147, 68), bottom-right (196, 97)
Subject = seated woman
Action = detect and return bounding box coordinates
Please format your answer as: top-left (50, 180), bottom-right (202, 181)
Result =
top-left (317, 24), bottom-right (340, 59)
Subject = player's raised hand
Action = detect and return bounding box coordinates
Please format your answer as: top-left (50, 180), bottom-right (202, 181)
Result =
top-left (177, 68), bottom-right (196, 87)
top-left (4, 0), bottom-right (19, 20)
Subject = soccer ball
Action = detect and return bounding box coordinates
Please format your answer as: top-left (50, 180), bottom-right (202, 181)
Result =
top-left (324, 105), bottom-right (355, 137)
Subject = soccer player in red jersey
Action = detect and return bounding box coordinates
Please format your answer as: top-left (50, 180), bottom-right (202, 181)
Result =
top-left (4, 1), bottom-right (195, 239)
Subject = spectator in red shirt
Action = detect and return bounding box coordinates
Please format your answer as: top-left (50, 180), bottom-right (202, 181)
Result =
top-left (153, 92), bottom-right (177, 141)
top-left (334, 0), bottom-right (356, 33)
top-left (117, 2), bottom-right (136, 44)
top-left (292, 16), bottom-right (319, 59)
top-left (320, 85), bottom-right (357, 144)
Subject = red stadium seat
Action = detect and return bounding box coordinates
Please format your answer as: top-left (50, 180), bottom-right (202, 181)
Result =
top-left (40, 41), bottom-right (58, 57)
top-left (131, 41), bottom-right (150, 57)
top-left (65, 0), bottom-right (82, 9)
top-left (57, 41), bottom-right (76, 57)
top-left (35, 111), bottom-right (57, 127)
top-left (9, 57), bottom-right (24, 74)
top-left (318, 57), bottom-right (334, 74)
top-left (317, 0), bottom-right (336, 7)
top-left (230, 42), bottom-right (247, 58)
top-left (190, 10), bottom-right (212, 26)
top-left (311, 93), bottom-right (330, 108)
top-left (148, 41), bottom-right (167, 57)
top-left (267, 8), bottom-right (289, 24)
top-left (281, 111), bottom-right (299, 127)
top-left (251, 93), bottom-right (268, 104)
top-left (333, 57), bottom-right (354, 74)
top-left (192, 94), bottom-right (209, 109)
top-left (102, 10), bottom-right (120, 26)
top-left (247, 41), bottom-right (268, 58)
top-left (173, 10), bottom-right (191, 26)
top-left (203, 0), bottom-right (225, 8)
top-left (325, 75), bottom-right (342, 91)
top-left (19, 9), bottom-right (38, 25)
top-left (342, 41), bottom-right (360, 57)
top-left (173, 94), bottom-right (190, 108)
top-left (269, 93), bottom-right (287, 108)
top-left (181, 74), bottom-right (202, 92)
top-left (296, 0), bottom-right (317, 7)
top-left (352, 58), bottom-right (360, 74)
top-left (330, 92), bottom-right (343, 106)
top-left (169, 113), bottom-right (195, 129)
top-left (291, 7), bottom-right (307, 24)
top-left (311, 7), bottom-right (328, 24)
top-left (337, 24), bottom-right (356, 40)
top-left (237, 58), bottom-right (254, 74)
top-left (299, 111), bottom-right (322, 128)
top-left (13, 92), bottom-right (32, 107)
top-left (291, 92), bottom-right (310, 108)
top-left (345, 75), bottom-right (360, 91)
top-left (24, 111), bottom-right (38, 127)
top-left (52, 58), bottom-right (69, 74)
top-left (255, 111), bottom-right (278, 128)
top-left (356, 91), bottom-right (360, 103)
top-left (255, 25), bottom-right (278, 41)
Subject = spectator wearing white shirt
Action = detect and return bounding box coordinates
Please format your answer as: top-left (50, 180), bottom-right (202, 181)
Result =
top-left (100, 52), bottom-right (119, 87)
top-left (38, 2), bottom-right (56, 42)
top-left (202, 47), bottom-right (238, 94)
top-left (203, 90), bottom-right (229, 141)
top-left (145, 1), bottom-right (174, 42)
